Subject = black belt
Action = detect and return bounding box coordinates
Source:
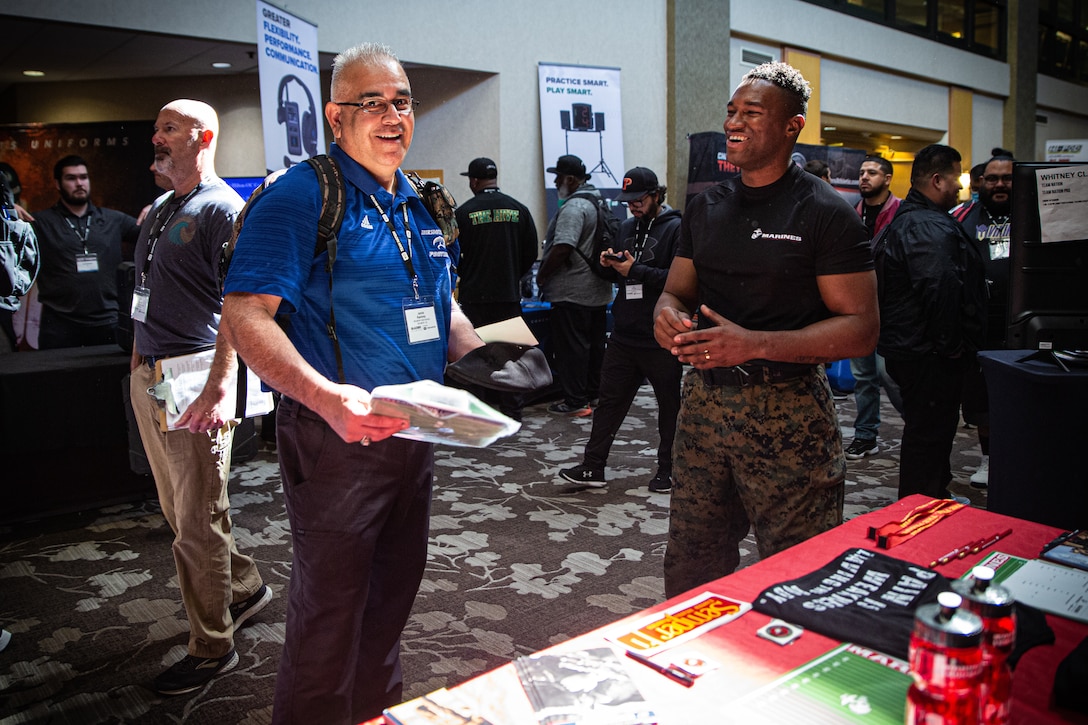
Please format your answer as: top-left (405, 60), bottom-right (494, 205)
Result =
top-left (698, 364), bottom-right (815, 388)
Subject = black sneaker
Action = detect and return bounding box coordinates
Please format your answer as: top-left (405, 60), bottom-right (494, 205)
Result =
top-left (547, 401), bottom-right (592, 417)
top-left (648, 471), bottom-right (672, 493)
top-left (229, 584), bottom-right (272, 629)
top-left (559, 465), bottom-right (606, 487)
top-left (153, 649), bottom-right (239, 696)
top-left (844, 438), bottom-right (879, 460)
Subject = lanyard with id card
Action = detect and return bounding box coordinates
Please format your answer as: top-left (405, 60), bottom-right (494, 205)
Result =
top-left (404, 296), bottom-right (440, 344)
top-left (623, 217), bottom-right (654, 301)
top-left (65, 214), bottom-right (99, 273)
top-left (76, 252), bottom-right (100, 273)
top-left (369, 192), bottom-right (442, 346)
top-left (132, 185), bottom-right (202, 324)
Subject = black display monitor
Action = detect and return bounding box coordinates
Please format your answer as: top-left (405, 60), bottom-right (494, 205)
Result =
top-left (1006, 161), bottom-right (1088, 357)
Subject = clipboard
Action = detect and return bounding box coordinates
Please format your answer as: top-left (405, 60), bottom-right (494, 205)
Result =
top-left (152, 350), bottom-right (274, 432)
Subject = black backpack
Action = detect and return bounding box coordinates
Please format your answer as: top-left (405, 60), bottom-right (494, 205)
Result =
top-left (222, 154), bottom-right (345, 290)
top-left (567, 192), bottom-right (621, 279)
top-left (1, 176), bottom-right (39, 301)
top-left (221, 155), bottom-right (458, 383)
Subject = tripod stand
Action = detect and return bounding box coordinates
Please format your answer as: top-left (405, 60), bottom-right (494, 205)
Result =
top-left (587, 130), bottom-right (618, 184)
top-left (564, 129), bottom-right (617, 184)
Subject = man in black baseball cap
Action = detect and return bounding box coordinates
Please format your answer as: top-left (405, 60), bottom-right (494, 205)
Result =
top-left (452, 155), bottom-right (539, 418)
top-left (614, 167), bottom-right (661, 202)
top-left (546, 154), bottom-right (591, 181)
top-left (460, 157), bottom-right (498, 180)
top-left (559, 165), bottom-right (683, 492)
top-left (537, 153), bottom-right (611, 417)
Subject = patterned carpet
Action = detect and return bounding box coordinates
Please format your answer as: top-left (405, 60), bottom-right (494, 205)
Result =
top-left (0, 380), bottom-right (988, 724)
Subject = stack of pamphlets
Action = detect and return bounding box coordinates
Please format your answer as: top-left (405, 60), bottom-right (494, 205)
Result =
top-left (369, 380), bottom-right (520, 447)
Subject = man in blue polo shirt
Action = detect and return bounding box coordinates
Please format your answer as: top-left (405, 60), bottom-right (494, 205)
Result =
top-left (222, 43), bottom-right (483, 724)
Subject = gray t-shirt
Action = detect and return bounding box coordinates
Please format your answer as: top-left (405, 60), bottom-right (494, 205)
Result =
top-left (539, 186), bottom-right (613, 307)
top-left (132, 178), bottom-right (242, 357)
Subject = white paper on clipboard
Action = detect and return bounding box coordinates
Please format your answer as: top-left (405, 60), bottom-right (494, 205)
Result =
top-left (154, 350), bottom-right (274, 432)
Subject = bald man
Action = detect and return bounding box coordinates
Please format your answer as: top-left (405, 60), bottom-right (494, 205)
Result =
top-left (129, 99), bottom-right (270, 696)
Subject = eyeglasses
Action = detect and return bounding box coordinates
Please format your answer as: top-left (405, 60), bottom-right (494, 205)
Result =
top-left (622, 193), bottom-right (652, 207)
top-left (332, 97), bottom-right (420, 116)
top-left (983, 174), bottom-right (1013, 185)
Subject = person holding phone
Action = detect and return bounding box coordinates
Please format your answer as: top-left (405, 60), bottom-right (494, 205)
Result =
top-left (559, 167), bottom-right (682, 492)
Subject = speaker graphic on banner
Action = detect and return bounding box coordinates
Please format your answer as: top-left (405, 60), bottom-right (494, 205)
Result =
top-left (559, 103), bottom-right (616, 184)
top-left (257, 1), bottom-right (324, 173)
top-left (277, 74), bottom-right (318, 163)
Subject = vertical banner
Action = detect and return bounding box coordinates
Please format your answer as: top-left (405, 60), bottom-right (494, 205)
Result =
top-left (538, 63), bottom-right (624, 217)
top-left (256, 0), bottom-right (323, 173)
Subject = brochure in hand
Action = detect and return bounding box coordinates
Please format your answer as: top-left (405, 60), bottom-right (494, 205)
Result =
top-left (151, 349), bottom-right (274, 432)
top-left (369, 380), bottom-right (521, 447)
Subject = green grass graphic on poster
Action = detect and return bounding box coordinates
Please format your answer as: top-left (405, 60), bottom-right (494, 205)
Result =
top-left (727, 644), bottom-right (911, 724)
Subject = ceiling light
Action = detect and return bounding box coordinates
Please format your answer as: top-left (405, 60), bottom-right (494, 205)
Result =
top-left (211, 62), bottom-right (232, 69)
top-left (824, 126), bottom-right (837, 131)
top-left (22, 70), bottom-right (45, 77)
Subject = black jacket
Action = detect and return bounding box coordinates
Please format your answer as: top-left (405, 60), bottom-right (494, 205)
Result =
top-left (604, 205), bottom-right (682, 348)
top-left (877, 188), bottom-right (987, 360)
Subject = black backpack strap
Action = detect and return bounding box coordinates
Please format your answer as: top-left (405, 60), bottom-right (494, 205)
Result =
top-left (305, 155), bottom-right (345, 259)
top-left (235, 357), bottom-right (249, 418)
top-left (303, 155), bottom-right (348, 383)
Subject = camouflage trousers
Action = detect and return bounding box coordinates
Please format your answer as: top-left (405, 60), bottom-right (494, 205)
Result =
top-left (664, 366), bottom-right (845, 597)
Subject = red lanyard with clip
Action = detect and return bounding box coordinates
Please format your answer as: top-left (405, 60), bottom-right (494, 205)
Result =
top-left (866, 498), bottom-right (966, 549)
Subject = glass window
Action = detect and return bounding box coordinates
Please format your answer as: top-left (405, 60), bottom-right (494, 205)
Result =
top-left (897, 0), bottom-right (929, 28)
top-left (938, 0), bottom-right (966, 39)
top-left (796, 0), bottom-right (1009, 62)
top-left (1054, 29), bottom-right (1074, 71)
top-left (974, 2), bottom-right (1001, 53)
top-left (846, 0), bottom-right (887, 16)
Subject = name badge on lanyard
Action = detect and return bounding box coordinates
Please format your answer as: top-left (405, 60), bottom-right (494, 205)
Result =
top-left (76, 252), bottom-right (100, 273)
top-left (403, 296), bottom-right (440, 344)
top-left (131, 286), bottom-right (151, 323)
top-left (371, 192), bottom-right (441, 346)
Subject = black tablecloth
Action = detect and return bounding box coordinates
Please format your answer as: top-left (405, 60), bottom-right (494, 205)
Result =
top-left (979, 349), bottom-right (1088, 529)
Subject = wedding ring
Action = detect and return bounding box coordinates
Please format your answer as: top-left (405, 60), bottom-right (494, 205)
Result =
top-left (704, 351), bottom-right (711, 361)
top-left (361, 436), bottom-right (371, 447)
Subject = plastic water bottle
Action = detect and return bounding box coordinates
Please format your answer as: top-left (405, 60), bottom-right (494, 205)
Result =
top-left (907, 591), bottom-right (985, 724)
top-left (952, 566), bottom-right (1016, 724)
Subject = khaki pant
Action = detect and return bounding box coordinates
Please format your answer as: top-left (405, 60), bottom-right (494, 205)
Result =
top-left (130, 363), bottom-right (263, 658)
